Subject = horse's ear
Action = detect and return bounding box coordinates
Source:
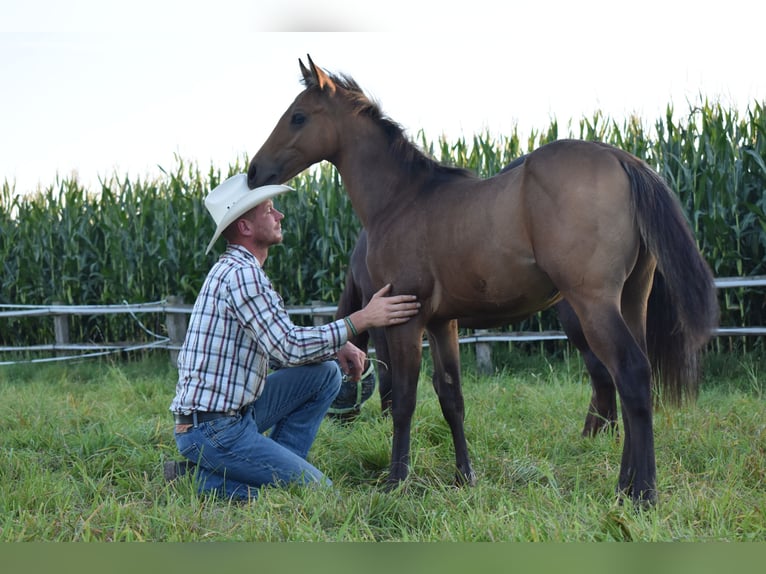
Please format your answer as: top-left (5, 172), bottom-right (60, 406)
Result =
top-left (300, 54), bottom-right (335, 93)
top-left (299, 57), bottom-right (312, 84)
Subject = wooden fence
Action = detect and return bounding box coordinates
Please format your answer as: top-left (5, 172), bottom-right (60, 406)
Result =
top-left (1, 276), bottom-right (764, 368)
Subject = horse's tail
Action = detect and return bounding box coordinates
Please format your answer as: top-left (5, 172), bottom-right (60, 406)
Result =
top-left (622, 160), bottom-right (719, 404)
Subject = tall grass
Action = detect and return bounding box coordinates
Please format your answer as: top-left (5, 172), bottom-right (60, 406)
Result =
top-left (1, 99), bottom-right (764, 346)
top-left (0, 351), bottom-right (763, 541)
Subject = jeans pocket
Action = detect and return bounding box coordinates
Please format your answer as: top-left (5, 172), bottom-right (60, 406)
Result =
top-left (177, 437), bottom-right (215, 469)
top-left (203, 415), bottom-right (247, 449)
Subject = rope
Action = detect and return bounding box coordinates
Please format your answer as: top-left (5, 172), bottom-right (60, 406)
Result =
top-left (327, 361), bottom-right (378, 415)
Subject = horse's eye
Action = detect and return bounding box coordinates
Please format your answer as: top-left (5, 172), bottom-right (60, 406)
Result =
top-left (291, 112), bottom-right (305, 126)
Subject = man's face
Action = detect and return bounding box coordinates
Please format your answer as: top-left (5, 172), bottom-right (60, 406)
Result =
top-left (247, 199), bottom-right (285, 247)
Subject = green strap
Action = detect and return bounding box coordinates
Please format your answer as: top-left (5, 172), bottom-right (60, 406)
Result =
top-left (327, 362), bottom-right (376, 414)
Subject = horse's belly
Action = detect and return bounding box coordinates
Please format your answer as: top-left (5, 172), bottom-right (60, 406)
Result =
top-left (431, 267), bottom-right (559, 321)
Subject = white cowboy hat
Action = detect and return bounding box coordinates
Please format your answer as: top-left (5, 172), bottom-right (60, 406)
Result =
top-left (204, 174), bottom-right (293, 253)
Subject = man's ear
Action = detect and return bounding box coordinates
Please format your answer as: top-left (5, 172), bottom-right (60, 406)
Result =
top-left (235, 218), bottom-right (253, 236)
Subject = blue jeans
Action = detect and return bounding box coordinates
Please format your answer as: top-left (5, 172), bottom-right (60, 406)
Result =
top-left (174, 361), bottom-right (341, 500)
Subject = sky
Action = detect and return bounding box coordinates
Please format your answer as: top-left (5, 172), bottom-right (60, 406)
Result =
top-left (1, 0), bottom-right (764, 194)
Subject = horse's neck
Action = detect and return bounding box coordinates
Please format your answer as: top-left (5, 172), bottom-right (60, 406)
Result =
top-left (334, 130), bottom-right (423, 228)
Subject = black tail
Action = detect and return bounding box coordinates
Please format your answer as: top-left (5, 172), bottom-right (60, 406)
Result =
top-left (623, 160), bottom-right (719, 403)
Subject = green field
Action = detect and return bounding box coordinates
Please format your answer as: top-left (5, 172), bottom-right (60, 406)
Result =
top-left (1, 349), bottom-right (763, 542)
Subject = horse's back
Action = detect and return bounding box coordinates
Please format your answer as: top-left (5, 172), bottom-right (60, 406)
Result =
top-left (524, 139), bottom-right (636, 193)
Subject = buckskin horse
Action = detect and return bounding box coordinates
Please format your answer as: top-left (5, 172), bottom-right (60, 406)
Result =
top-left (335, 226), bottom-right (692, 438)
top-left (247, 56), bottom-right (718, 505)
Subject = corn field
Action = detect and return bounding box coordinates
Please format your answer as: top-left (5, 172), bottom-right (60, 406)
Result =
top-left (1, 100), bottom-right (764, 348)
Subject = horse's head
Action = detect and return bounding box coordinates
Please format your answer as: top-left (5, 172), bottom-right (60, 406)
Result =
top-left (248, 55), bottom-right (343, 189)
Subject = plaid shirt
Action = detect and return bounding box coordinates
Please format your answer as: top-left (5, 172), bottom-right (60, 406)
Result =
top-left (170, 244), bottom-right (347, 415)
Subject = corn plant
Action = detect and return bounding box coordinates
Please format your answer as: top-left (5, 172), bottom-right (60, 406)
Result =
top-left (1, 99), bottom-right (764, 348)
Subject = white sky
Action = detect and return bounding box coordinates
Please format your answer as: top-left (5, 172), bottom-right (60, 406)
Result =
top-left (1, 0), bottom-right (764, 194)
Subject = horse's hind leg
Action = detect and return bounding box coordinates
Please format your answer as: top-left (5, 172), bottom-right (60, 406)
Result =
top-left (427, 319), bottom-right (476, 486)
top-left (370, 327), bottom-right (394, 414)
top-left (565, 295), bottom-right (656, 505)
top-left (580, 350), bottom-right (618, 436)
top-left (615, 251), bottom-right (656, 504)
top-left (556, 300), bottom-right (618, 436)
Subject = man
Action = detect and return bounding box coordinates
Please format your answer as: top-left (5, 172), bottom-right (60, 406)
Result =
top-left (166, 174), bottom-right (420, 500)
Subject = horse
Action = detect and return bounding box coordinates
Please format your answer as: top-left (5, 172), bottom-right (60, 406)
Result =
top-left (334, 156), bottom-right (702, 435)
top-left (335, 226), bottom-right (688, 438)
top-left (248, 56), bottom-right (719, 505)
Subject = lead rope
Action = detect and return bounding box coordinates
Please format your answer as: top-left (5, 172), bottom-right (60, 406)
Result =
top-left (327, 358), bottom-right (385, 415)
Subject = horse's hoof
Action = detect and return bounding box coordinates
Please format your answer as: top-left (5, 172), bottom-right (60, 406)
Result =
top-left (383, 477), bottom-right (406, 493)
top-left (633, 489), bottom-right (657, 508)
top-left (581, 418), bottom-right (601, 437)
top-left (455, 469), bottom-right (477, 487)
top-left (383, 465), bottom-right (409, 492)
top-left (582, 414), bottom-right (618, 438)
top-left (615, 484), bottom-right (657, 509)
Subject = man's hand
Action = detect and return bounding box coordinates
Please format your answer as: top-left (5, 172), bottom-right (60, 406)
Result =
top-left (336, 341), bottom-right (366, 382)
top-left (351, 283), bottom-right (420, 332)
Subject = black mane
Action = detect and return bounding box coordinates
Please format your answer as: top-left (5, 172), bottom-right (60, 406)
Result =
top-left (305, 71), bottom-right (473, 183)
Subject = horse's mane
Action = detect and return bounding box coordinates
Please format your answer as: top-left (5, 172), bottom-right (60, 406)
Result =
top-left (303, 72), bottom-right (474, 183)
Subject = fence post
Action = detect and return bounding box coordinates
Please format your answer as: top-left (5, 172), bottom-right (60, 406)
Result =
top-left (474, 329), bottom-right (493, 374)
top-left (312, 301), bottom-right (329, 326)
top-left (53, 301), bottom-right (69, 355)
top-left (166, 295), bottom-right (188, 366)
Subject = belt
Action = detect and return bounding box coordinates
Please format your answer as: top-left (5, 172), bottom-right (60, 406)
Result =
top-left (173, 408), bottom-right (244, 425)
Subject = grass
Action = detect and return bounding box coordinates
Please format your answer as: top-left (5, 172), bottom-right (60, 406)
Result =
top-left (0, 349), bottom-right (764, 541)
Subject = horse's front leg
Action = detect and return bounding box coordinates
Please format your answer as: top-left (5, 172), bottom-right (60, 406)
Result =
top-left (385, 323), bottom-right (424, 486)
top-left (427, 319), bottom-right (476, 486)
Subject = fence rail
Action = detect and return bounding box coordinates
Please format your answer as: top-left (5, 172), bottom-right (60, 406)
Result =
top-left (1, 276), bottom-right (764, 366)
